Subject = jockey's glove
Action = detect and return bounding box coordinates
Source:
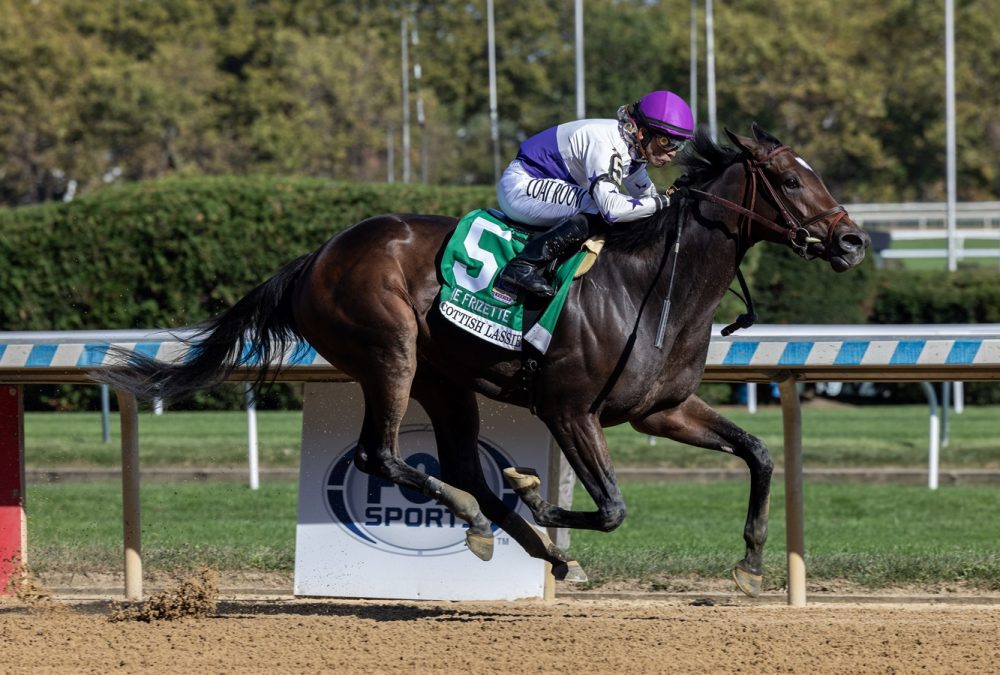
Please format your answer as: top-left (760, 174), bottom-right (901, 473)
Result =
top-left (666, 184), bottom-right (690, 201)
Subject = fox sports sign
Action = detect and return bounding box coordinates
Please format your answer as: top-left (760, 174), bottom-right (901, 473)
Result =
top-left (294, 382), bottom-right (550, 600)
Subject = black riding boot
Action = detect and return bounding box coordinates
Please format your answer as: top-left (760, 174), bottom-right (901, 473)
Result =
top-left (497, 214), bottom-right (591, 298)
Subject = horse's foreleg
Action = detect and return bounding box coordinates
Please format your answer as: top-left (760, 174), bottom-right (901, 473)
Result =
top-left (631, 395), bottom-right (773, 598)
top-left (506, 413), bottom-right (626, 534)
top-left (411, 376), bottom-right (584, 580)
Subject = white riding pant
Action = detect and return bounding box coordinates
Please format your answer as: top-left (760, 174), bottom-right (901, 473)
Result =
top-left (496, 160), bottom-right (599, 228)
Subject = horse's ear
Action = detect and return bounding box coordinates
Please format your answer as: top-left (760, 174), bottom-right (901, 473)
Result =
top-left (724, 127), bottom-right (756, 155)
top-left (751, 122), bottom-right (782, 147)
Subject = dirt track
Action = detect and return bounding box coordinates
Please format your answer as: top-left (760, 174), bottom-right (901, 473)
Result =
top-left (3, 596), bottom-right (999, 673)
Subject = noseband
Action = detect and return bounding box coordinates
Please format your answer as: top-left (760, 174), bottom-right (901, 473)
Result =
top-left (687, 145), bottom-right (848, 258)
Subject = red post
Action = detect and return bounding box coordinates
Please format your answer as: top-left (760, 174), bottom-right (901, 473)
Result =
top-left (0, 385), bottom-right (25, 594)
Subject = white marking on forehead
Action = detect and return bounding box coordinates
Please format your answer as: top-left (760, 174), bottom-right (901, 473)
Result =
top-left (795, 156), bottom-right (816, 173)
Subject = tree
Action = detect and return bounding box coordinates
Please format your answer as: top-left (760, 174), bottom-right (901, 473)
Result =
top-left (0, 0), bottom-right (103, 203)
top-left (0, 1), bottom-right (998, 205)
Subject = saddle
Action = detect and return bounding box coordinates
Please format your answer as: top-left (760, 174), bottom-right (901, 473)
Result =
top-left (438, 209), bottom-right (605, 354)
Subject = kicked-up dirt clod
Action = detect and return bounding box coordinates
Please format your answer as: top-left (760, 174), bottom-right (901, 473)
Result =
top-left (108, 568), bottom-right (218, 623)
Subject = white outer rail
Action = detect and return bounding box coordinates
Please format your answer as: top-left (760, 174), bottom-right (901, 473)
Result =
top-left (845, 201), bottom-right (1000, 228)
top-left (889, 229), bottom-right (1000, 240)
top-left (879, 229), bottom-right (1000, 262)
top-left (1, 324), bottom-right (999, 606)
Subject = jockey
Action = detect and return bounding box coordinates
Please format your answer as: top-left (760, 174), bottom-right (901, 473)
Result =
top-left (496, 90), bottom-right (695, 298)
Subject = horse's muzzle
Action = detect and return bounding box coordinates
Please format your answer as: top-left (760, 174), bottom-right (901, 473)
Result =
top-left (827, 221), bottom-right (870, 272)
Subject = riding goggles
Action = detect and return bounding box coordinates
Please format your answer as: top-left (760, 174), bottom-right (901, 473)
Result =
top-left (654, 134), bottom-right (689, 153)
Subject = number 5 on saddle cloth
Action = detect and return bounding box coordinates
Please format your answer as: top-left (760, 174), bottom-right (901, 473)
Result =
top-left (438, 209), bottom-right (603, 354)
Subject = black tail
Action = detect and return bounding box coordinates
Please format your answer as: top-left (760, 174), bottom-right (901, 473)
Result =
top-left (97, 252), bottom-right (315, 401)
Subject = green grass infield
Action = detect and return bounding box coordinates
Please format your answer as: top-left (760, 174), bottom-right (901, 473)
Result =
top-left (22, 403), bottom-right (1000, 469)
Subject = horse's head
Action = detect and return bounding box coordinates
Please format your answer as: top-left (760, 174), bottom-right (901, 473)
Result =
top-left (724, 124), bottom-right (869, 272)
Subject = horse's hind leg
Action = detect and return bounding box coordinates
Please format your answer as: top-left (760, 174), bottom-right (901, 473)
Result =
top-left (631, 395), bottom-right (773, 598)
top-left (354, 374), bottom-right (493, 560)
top-left (341, 332), bottom-right (494, 559)
top-left (411, 374), bottom-right (587, 582)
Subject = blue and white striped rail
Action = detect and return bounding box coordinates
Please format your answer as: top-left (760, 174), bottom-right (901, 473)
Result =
top-left (0, 329), bottom-right (344, 383)
top-left (704, 324), bottom-right (1000, 382)
top-left (2, 325), bottom-right (999, 383)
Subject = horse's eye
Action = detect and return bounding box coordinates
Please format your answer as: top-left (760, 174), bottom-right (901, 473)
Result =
top-left (783, 176), bottom-right (800, 190)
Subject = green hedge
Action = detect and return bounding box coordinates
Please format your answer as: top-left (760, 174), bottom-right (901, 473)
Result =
top-left (744, 252), bottom-right (1000, 327)
top-left (0, 175), bottom-right (495, 331)
top-left (871, 270), bottom-right (1000, 323)
top-left (18, 176), bottom-right (997, 334)
top-left (743, 245), bottom-right (879, 325)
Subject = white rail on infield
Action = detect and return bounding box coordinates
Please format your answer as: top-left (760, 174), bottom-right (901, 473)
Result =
top-left (844, 201), bottom-right (1000, 265)
top-left (1, 324), bottom-right (999, 606)
top-left (845, 201), bottom-right (1000, 229)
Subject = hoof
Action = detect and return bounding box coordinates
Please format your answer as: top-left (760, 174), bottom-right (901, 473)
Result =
top-left (466, 532), bottom-right (494, 561)
top-left (503, 467), bottom-right (541, 492)
top-left (732, 565), bottom-right (763, 598)
top-left (552, 561), bottom-right (588, 583)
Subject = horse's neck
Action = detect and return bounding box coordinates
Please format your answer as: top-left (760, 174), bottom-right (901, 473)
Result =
top-left (586, 162), bottom-right (751, 338)
top-left (677, 211), bottom-right (741, 316)
top-left (676, 164), bottom-right (748, 284)
top-left (655, 164), bottom-right (750, 334)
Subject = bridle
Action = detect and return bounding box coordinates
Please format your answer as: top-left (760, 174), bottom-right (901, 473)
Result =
top-left (663, 144), bottom-right (850, 336)
top-left (686, 145), bottom-right (848, 258)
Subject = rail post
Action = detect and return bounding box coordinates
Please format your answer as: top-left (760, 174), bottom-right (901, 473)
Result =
top-left (116, 389), bottom-right (143, 600)
top-left (778, 376), bottom-right (806, 607)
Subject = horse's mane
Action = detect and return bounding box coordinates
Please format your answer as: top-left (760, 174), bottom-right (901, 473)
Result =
top-left (676, 127), bottom-right (743, 185)
top-left (603, 128), bottom-right (743, 254)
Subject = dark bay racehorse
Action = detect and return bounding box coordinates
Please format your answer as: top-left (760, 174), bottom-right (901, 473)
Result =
top-left (100, 125), bottom-right (869, 596)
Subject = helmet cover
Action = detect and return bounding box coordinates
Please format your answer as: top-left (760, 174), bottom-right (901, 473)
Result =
top-left (632, 91), bottom-right (695, 139)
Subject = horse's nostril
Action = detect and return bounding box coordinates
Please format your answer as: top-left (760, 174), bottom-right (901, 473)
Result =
top-left (839, 233), bottom-right (867, 250)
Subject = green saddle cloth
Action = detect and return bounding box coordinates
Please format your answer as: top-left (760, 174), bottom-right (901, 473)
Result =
top-left (438, 209), bottom-right (586, 353)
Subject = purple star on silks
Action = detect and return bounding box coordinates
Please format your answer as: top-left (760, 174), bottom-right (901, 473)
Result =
top-left (588, 171), bottom-right (599, 184)
top-left (603, 211), bottom-right (617, 223)
top-left (628, 197), bottom-right (643, 209)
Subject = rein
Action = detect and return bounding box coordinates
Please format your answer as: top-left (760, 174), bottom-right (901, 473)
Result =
top-left (687, 145), bottom-right (848, 258)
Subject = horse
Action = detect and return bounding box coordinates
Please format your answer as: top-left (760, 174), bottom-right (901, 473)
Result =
top-left (99, 124), bottom-right (869, 597)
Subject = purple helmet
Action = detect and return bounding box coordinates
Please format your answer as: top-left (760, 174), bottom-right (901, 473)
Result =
top-left (630, 90), bottom-right (695, 140)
